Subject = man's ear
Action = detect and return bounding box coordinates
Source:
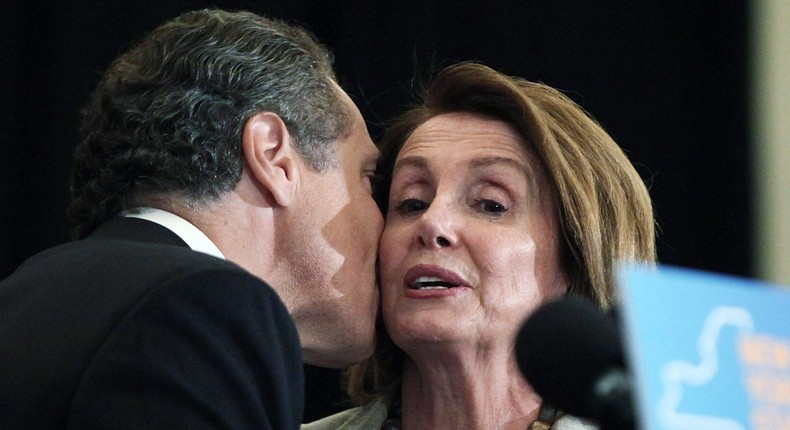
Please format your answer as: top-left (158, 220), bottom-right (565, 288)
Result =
top-left (241, 112), bottom-right (300, 207)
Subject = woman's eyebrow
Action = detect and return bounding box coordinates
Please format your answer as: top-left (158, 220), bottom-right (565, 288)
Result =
top-left (468, 156), bottom-right (527, 171)
top-left (470, 156), bottom-right (542, 199)
top-left (392, 155), bottom-right (532, 182)
top-left (391, 155), bottom-right (428, 177)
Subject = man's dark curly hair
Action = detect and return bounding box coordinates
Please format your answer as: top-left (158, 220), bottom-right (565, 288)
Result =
top-left (68, 8), bottom-right (352, 239)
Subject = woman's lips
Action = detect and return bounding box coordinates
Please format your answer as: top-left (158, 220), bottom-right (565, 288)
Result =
top-left (403, 264), bottom-right (470, 291)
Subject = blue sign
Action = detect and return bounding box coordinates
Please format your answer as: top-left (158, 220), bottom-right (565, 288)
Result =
top-left (618, 264), bottom-right (790, 430)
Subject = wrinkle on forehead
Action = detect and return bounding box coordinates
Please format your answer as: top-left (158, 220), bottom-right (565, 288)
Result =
top-left (394, 112), bottom-right (551, 204)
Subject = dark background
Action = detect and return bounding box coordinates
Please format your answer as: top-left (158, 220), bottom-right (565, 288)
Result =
top-left (1, 0), bottom-right (750, 422)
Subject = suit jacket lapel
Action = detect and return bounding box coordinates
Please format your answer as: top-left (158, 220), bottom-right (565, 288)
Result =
top-left (88, 217), bottom-right (190, 248)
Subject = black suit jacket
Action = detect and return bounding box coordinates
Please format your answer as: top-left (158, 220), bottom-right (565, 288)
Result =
top-left (0, 217), bottom-right (304, 429)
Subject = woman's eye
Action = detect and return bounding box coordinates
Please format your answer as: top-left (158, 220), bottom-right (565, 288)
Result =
top-left (394, 198), bottom-right (428, 214)
top-left (476, 199), bottom-right (508, 214)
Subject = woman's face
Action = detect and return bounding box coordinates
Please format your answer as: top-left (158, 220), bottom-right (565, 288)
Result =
top-left (380, 112), bottom-right (567, 353)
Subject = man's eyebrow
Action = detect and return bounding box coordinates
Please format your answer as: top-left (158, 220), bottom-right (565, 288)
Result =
top-left (362, 146), bottom-right (380, 167)
top-left (372, 147), bottom-right (382, 163)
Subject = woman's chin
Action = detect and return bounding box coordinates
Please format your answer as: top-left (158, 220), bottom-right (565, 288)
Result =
top-left (389, 316), bottom-right (475, 349)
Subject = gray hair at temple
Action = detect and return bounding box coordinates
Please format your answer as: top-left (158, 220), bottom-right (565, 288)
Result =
top-left (68, 8), bottom-right (352, 239)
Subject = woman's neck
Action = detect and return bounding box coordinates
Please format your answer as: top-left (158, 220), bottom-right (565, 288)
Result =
top-left (398, 347), bottom-right (542, 430)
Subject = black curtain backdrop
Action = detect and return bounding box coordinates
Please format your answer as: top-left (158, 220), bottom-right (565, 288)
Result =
top-left (1, 0), bottom-right (750, 422)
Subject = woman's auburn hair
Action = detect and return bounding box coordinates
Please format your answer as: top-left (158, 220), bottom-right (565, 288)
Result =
top-left (348, 61), bottom-right (656, 406)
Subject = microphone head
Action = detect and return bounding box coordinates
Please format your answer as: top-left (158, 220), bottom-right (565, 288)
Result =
top-left (515, 296), bottom-right (625, 418)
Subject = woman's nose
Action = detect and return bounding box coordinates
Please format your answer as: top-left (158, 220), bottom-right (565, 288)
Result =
top-left (415, 201), bottom-right (457, 249)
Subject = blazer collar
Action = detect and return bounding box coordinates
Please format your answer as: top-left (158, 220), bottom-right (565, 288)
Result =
top-left (89, 217), bottom-right (190, 248)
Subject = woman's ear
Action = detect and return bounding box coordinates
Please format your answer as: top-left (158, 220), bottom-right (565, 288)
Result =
top-left (241, 112), bottom-right (300, 207)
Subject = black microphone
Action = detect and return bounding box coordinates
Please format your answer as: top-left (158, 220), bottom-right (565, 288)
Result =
top-left (515, 297), bottom-right (635, 430)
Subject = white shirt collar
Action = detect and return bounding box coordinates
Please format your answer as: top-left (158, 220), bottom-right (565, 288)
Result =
top-left (121, 207), bottom-right (226, 260)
